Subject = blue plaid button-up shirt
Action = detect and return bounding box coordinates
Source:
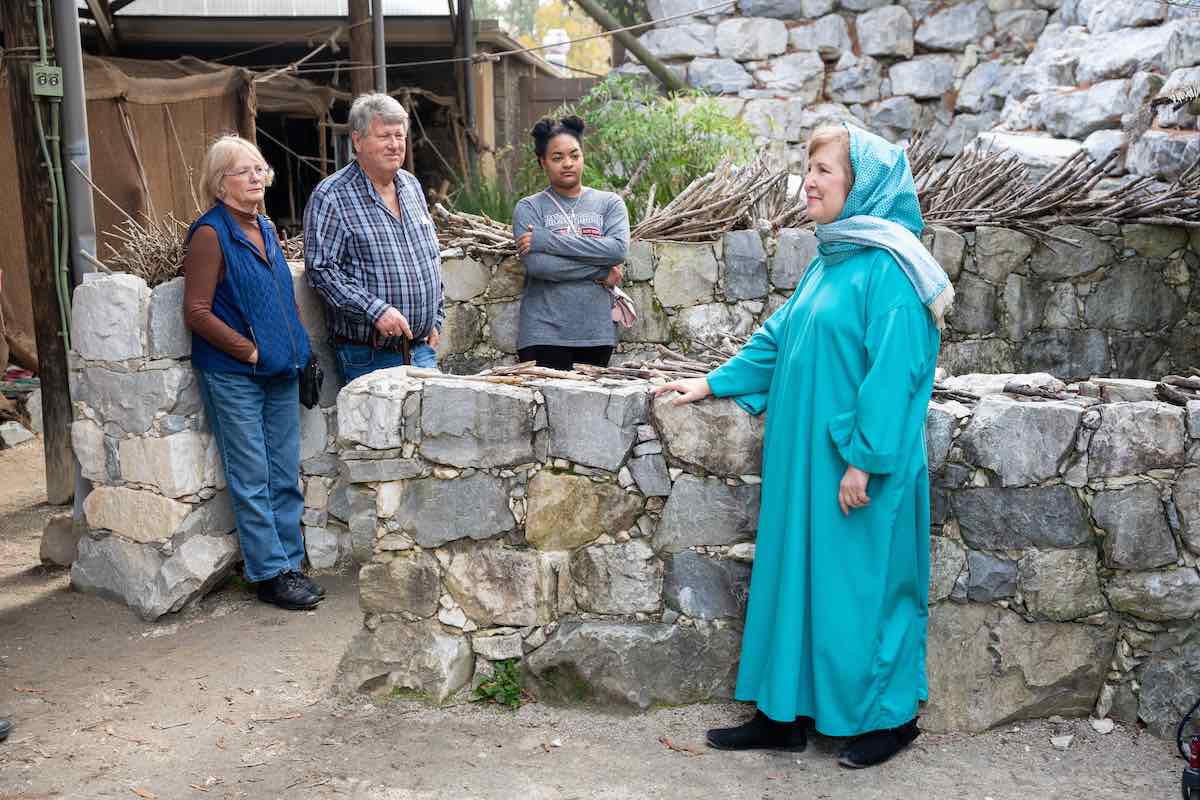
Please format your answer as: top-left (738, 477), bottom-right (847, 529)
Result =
top-left (303, 161), bottom-right (444, 345)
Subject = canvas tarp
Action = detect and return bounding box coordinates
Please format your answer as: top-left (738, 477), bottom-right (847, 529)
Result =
top-left (0, 54), bottom-right (335, 352)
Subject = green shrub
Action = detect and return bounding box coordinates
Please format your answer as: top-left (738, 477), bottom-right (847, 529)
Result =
top-left (471, 658), bottom-right (525, 710)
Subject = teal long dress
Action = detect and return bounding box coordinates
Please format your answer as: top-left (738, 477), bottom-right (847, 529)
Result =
top-left (706, 130), bottom-right (941, 737)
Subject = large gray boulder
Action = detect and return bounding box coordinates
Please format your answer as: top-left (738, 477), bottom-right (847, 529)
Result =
top-left (358, 551), bottom-right (441, 618)
top-left (1106, 568), bottom-right (1200, 621)
top-left (654, 475), bottom-right (760, 552)
top-left (789, 14), bottom-right (852, 61)
top-left (542, 381), bottom-right (648, 472)
top-left (71, 273), bottom-right (150, 362)
top-left (71, 531), bottom-right (240, 621)
top-left (443, 543), bottom-right (558, 626)
top-left (419, 380), bottom-right (535, 468)
top-left (1088, 402), bottom-right (1187, 478)
top-left (1093, 484), bottom-right (1177, 570)
top-left (1083, 261), bottom-right (1183, 331)
top-left (687, 58), bottom-right (754, 94)
top-left (652, 394), bottom-right (764, 476)
top-left (640, 24), bottom-right (717, 59)
top-left (663, 551), bottom-right (751, 619)
top-left (1177, 466), bottom-right (1200, 555)
top-left (957, 396), bottom-right (1081, 488)
top-left (337, 619), bottom-right (473, 701)
top-left (1038, 80), bottom-right (1131, 140)
top-left (73, 364), bottom-right (200, 436)
top-left (525, 471), bottom-right (642, 550)
top-left (525, 621), bottom-right (740, 707)
top-left (146, 277), bottom-right (190, 359)
top-left (923, 603), bottom-right (1116, 733)
top-left (953, 486), bottom-right (1093, 550)
top-left (827, 53), bottom-right (883, 104)
top-left (716, 18), bottom-right (788, 61)
top-left (570, 540), bottom-right (664, 614)
top-left (753, 52), bottom-right (825, 101)
top-left (857, 5), bottom-right (914, 58)
top-left (914, 0), bottom-right (992, 51)
top-left (889, 55), bottom-right (958, 99)
top-left (1017, 548), bottom-right (1106, 622)
top-left (1127, 131), bottom-right (1200, 183)
top-left (383, 474), bottom-right (515, 547)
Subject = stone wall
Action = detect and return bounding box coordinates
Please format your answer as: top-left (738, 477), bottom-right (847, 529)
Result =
top-left (620, 0), bottom-right (1200, 182)
top-left (439, 223), bottom-right (1200, 381)
top-left (66, 270), bottom-right (348, 620)
top-left (334, 367), bottom-right (1200, 737)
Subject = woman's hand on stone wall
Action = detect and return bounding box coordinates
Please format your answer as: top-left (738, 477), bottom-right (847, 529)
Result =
top-left (653, 377), bottom-right (712, 406)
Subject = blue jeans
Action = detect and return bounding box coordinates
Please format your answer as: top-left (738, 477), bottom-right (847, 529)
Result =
top-left (335, 341), bottom-right (438, 384)
top-left (195, 369), bottom-right (306, 583)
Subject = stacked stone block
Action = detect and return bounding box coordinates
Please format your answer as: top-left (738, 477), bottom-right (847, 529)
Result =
top-left (335, 368), bottom-right (1200, 737)
top-left (68, 269), bottom-right (348, 620)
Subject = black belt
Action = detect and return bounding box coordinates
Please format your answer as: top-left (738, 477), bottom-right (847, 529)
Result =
top-left (333, 334), bottom-right (412, 359)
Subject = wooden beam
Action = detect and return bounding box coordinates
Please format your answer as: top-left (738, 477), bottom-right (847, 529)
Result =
top-left (82, 0), bottom-right (118, 54)
top-left (474, 59), bottom-right (495, 179)
top-left (0, 1), bottom-right (76, 504)
top-left (348, 0), bottom-right (372, 97)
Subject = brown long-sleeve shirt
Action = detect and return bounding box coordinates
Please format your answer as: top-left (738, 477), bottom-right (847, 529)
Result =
top-left (182, 205), bottom-right (270, 363)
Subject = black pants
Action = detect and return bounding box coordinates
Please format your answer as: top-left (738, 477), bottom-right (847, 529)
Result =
top-left (517, 345), bottom-right (613, 372)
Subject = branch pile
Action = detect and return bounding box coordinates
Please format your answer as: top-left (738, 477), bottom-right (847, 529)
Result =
top-left (101, 214), bottom-right (190, 288)
top-left (1156, 371), bottom-right (1200, 406)
top-left (631, 153), bottom-right (807, 241)
top-left (910, 131), bottom-right (1200, 235)
top-left (432, 203), bottom-right (516, 259)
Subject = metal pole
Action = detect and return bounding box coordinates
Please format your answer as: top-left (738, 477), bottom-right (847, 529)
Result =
top-left (53, 0), bottom-right (97, 518)
top-left (53, 0), bottom-right (97, 284)
top-left (372, 0), bottom-right (386, 92)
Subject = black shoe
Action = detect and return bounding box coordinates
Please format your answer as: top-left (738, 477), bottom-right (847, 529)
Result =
top-left (0, 719), bottom-right (11, 741)
top-left (837, 718), bottom-right (920, 769)
top-left (706, 710), bottom-right (809, 752)
top-left (298, 572), bottom-right (326, 599)
top-left (256, 571), bottom-right (320, 611)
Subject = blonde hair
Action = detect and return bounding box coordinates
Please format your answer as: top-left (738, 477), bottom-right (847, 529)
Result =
top-left (807, 123), bottom-right (854, 185)
top-left (199, 134), bottom-right (275, 209)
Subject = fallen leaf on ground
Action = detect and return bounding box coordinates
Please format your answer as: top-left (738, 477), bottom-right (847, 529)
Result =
top-left (657, 736), bottom-right (704, 757)
top-left (187, 786), bottom-right (210, 793)
top-left (13, 686), bottom-right (44, 694)
top-left (131, 788), bottom-right (156, 799)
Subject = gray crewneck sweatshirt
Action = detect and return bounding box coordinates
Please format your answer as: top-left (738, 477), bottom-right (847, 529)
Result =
top-left (511, 187), bottom-right (630, 349)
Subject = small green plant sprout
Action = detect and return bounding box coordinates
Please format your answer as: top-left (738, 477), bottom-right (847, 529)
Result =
top-left (471, 658), bottom-right (526, 710)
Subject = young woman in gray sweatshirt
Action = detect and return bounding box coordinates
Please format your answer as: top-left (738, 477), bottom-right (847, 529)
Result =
top-left (512, 116), bottom-right (630, 371)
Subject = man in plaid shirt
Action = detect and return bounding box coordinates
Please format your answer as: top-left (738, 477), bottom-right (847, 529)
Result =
top-left (304, 93), bottom-right (444, 383)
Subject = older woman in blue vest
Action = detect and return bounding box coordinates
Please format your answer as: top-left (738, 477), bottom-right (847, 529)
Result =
top-left (183, 135), bottom-right (323, 611)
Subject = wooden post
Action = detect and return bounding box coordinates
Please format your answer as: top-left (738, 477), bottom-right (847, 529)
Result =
top-left (348, 0), bottom-right (372, 98)
top-left (474, 59), bottom-right (496, 180)
top-left (1, 1), bottom-right (76, 504)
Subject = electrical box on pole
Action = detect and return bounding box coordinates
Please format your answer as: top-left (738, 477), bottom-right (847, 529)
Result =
top-left (30, 64), bottom-right (64, 98)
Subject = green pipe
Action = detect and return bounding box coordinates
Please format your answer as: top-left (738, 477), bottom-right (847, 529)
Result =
top-left (50, 100), bottom-right (72, 341)
top-left (34, 0), bottom-right (49, 64)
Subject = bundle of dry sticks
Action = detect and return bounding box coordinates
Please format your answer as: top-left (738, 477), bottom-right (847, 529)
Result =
top-left (1156, 371), bottom-right (1200, 407)
top-left (432, 203), bottom-right (516, 259)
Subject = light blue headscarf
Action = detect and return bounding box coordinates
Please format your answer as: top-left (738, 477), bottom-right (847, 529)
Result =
top-left (814, 125), bottom-right (955, 329)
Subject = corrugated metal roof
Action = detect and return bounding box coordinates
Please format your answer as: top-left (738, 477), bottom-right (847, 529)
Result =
top-left (89, 0), bottom-right (449, 17)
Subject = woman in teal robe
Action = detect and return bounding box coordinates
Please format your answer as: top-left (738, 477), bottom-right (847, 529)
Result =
top-left (657, 124), bottom-right (948, 768)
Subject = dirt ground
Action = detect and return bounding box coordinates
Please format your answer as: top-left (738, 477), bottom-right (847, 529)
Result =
top-left (0, 440), bottom-right (1187, 800)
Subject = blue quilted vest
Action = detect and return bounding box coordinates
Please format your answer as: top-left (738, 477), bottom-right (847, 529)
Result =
top-left (186, 203), bottom-right (310, 377)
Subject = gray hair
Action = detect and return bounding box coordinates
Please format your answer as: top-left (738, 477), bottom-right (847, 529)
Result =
top-left (348, 93), bottom-right (409, 137)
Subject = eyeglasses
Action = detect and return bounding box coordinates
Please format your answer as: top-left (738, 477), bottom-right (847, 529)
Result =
top-left (224, 166), bottom-right (271, 179)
